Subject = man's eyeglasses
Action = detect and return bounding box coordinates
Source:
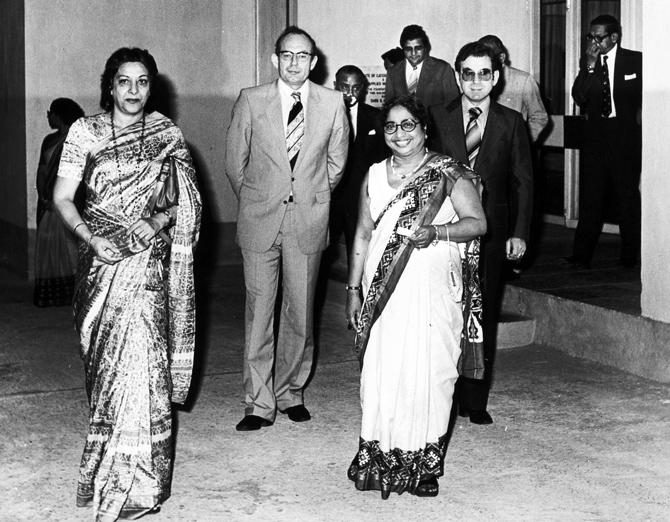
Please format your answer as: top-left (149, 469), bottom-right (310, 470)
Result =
top-left (586, 33), bottom-right (610, 43)
top-left (383, 119), bottom-right (419, 134)
top-left (460, 68), bottom-right (493, 82)
top-left (278, 51), bottom-right (313, 63)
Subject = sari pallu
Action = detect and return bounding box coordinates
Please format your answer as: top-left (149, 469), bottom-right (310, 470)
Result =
top-left (70, 115), bottom-right (201, 520)
top-left (354, 157), bottom-right (484, 378)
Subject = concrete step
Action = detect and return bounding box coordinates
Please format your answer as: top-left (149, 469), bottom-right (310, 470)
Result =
top-left (497, 312), bottom-right (536, 349)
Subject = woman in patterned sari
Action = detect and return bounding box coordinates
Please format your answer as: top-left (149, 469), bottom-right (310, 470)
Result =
top-left (345, 96), bottom-right (487, 499)
top-left (53, 48), bottom-right (201, 521)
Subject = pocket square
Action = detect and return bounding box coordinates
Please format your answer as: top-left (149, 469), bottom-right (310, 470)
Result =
top-left (624, 73), bottom-right (637, 80)
top-left (368, 129), bottom-right (376, 135)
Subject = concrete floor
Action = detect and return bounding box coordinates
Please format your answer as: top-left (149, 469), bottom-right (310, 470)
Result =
top-left (1, 264), bottom-right (669, 521)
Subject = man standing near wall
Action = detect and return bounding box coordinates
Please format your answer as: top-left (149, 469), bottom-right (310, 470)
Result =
top-left (225, 26), bottom-right (349, 431)
top-left (331, 65), bottom-right (387, 263)
top-left (429, 42), bottom-right (533, 425)
top-left (564, 15), bottom-right (642, 269)
top-left (478, 34), bottom-right (549, 143)
top-left (385, 24), bottom-right (459, 107)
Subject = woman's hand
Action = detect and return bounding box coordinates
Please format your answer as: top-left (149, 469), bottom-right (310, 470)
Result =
top-left (127, 216), bottom-right (162, 244)
top-left (346, 291), bottom-right (362, 330)
top-left (90, 236), bottom-right (122, 265)
top-left (408, 225), bottom-right (437, 249)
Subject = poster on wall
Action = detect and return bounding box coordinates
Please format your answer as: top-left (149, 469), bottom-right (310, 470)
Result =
top-left (362, 66), bottom-right (387, 108)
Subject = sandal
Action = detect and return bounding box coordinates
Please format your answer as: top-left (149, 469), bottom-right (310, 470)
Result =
top-left (415, 477), bottom-right (439, 497)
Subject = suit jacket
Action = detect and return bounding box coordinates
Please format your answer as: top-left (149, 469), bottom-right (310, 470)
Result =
top-left (385, 56), bottom-right (459, 108)
top-left (342, 102), bottom-right (387, 200)
top-left (572, 46), bottom-right (642, 145)
top-left (225, 80), bottom-right (349, 254)
top-left (429, 97), bottom-right (533, 243)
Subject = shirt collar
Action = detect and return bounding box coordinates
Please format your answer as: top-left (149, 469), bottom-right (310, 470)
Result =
top-left (462, 96), bottom-right (491, 117)
top-left (278, 78), bottom-right (310, 105)
top-left (602, 43), bottom-right (618, 62)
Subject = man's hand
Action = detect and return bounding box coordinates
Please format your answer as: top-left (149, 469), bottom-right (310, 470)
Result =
top-left (506, 237), bottom-right (527, 260)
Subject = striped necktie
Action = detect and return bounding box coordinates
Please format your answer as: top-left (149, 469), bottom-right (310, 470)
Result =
top-left (601, 55), bottom-right (612, 118)
top-left (286, 91), bottom-right (304, 170)
top-left (407, 66), bottom-right (419, 95)
top-left (465, 106), bottom-right (483, 167)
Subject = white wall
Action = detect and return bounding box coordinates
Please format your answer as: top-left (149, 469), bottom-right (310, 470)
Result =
top-left (641, 0), bottom-right (670, 322)
top-left (297, 0), bottom-right (533, 88)
top-left (24, 0), bottom-right (251, 227)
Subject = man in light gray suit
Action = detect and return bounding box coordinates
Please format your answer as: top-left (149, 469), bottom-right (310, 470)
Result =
top-left (225, 26), bottom-right (349, 431)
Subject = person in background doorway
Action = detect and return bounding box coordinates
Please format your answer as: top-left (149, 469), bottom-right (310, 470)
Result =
top-left (381, 47), bottom-right (405, 72)
top-left (563, 14), bottom-right (642, 269)
top-left (332, 65), bottom-right (387, 264)
top-left (384, 24), bottom-right (459, 108)
top-left (34, 98), bottom-right (84, 307)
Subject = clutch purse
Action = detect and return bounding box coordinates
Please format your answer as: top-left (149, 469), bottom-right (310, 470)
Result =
top-left (99, 155), bottom-right (180, 261)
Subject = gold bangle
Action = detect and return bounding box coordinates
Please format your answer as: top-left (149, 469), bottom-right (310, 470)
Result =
top-left (431, 224), bottom-right (440, 246)
top-left (345, 284), bottom-right (361, 291)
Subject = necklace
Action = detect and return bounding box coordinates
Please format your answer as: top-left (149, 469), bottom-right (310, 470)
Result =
top-left (110, 112), bottom-right (145, 214)
top-left (391, 149), bottom-right (429, 180)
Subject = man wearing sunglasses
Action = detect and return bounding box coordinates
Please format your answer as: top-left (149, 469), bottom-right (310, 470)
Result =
top-left (564, 15), bottom-right (642, 270)
top-left (384, 24), bottom-right (459, 109)
top-left (429, 41), bottom-right (533, 425)
top-left (225, 26), bottom-right (349, 432)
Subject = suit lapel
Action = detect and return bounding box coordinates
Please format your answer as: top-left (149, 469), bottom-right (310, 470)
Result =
top-left (416, 56), bottom-right (434, 99)
top-left (444, 100), bottom-right (467, 163)
top-left (263, 81), bottom-right (288, 167)
top-left (477, 103), bottom-right (504, 175)
top-left (293, 81), bottom-right (319, 172)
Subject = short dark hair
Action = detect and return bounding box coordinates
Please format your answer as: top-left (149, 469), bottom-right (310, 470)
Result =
top-left (400, 24), bottom-right (431, 52)
top-left (335, 65), bottom-right (367, 86)
top-left (99, 47), bottom-right (158, 112)
top-left (454, 41), bottom-right (501, 73)
top-left (381, 47), bottom-right (405, 65)
top-left (478, 34), bottom-right (509, 65)
top-left (381, 95), bottom-right (429, 129)
top-left (590, 14), bottom-right (621, 36)
top-left (49, 98), bottom-right (84, 126)
top-left (274, 26), bottom-right (316, 56)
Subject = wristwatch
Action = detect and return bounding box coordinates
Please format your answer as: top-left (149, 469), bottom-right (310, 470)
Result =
top-left (586, 64), bottom-right (595, 73)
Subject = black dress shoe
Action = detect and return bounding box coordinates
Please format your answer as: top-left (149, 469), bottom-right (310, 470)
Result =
top-left (415, 477), bottom-right (439, 497)
top-left (468, 410), bottom-right (493, 425)
top-left (235, 415), bottom-right (273, 431)
top-left (279, 404), bottom-right (311, 422)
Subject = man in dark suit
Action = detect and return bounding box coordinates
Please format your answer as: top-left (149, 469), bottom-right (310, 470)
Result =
top-left (564, 15), bottom-right (642, 269)
top-left (332, 65), bottom-right (387, 262)
top-left (429, 42), bottom-right (533, 425)
top-left (385, 24), bottom-right (459, 108)
top-left (225, 26), bottom-right (349, 431)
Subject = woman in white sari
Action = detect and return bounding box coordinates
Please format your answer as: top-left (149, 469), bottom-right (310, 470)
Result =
top-left (346, 96), bottom-right (487, 498)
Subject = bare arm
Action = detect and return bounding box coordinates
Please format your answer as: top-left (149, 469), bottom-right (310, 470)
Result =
top-left (409, 176), bottom-right (487, 248)
top-left (53, 177), bottom-right (122, 265)
top-left (345, 172), bottom-right (374, 329)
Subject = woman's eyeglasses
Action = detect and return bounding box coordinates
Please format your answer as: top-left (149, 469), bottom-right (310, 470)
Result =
top-left (383, 119), bottom-right (419, 134)
top-left (460, 68), bottom-right (493, 82)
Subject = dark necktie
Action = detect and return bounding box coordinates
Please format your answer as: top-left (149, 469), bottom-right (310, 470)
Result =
top-left (286, 91), bottom-right (304, 170)
top-left (601, 55), bottom-right (612, 118)
top-left (465, 107), bottom-right (483, 167)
